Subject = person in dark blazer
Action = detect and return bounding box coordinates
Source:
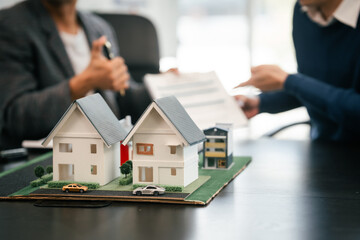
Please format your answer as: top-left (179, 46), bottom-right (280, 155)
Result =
top-left (0, 0), bottom-right (151, 149)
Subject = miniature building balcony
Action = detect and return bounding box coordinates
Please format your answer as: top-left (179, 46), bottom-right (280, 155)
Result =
top-left (205, 152), bottom-right (226, 158)
top-left (205, 142), bottom-right (226, 149)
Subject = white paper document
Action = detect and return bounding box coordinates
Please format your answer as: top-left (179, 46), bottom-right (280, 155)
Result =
top-left (144, 71), bottom-right (248, 130)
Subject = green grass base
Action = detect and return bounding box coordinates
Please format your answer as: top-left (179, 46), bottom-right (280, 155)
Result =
top-left (0, 152), bottom-right (53, 179)
top-left (98, 177), bottom-right (133, 191)
top-left (9, 185), bottom-right (40, 196)
top-left (183, 175), bottom-right (211, 193)
top-left (97, 175), bottom-right (210, 194)
top-left (186, 156), bottom-right (251, 204)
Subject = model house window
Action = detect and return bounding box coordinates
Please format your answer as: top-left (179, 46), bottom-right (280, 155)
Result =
top-left (59, 143), bottom-right (72, 153)
top-left (171, 168), bottom-right (176, 176)
top-left (90, 144), bottom-right (97, 154)
top-left (215, 148), bottom-right (225, 152)
top-left (170, 146), bottom-right (176, 154)
top-left (91, 165), bottom-right (97, 175)
top-left (139, 167), bottom-right (153, 182)
top-left (137, 143), bottom-right (153, 155)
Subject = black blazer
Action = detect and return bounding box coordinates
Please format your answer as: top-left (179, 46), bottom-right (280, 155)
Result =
top-left (0, 0), bottom-right (150, 149)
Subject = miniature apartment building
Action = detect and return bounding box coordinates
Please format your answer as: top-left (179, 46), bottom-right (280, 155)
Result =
top-left (203, 123), bottom-right (233, 169)
top-left (42, 94), bottom-right (127, 186)
top-left (123, 96), bottom-right (205, 187)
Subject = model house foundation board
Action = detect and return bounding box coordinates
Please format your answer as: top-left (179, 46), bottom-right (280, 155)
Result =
top-left (0, 94), bottom-right (251, 205)
top-left (144, 71), bottom-right (248, 130)
top-left (0, 152), bottom-right (251, 205)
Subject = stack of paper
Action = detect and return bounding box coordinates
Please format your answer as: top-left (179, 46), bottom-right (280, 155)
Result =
top-left (144, 71), bottom-right (247, 130)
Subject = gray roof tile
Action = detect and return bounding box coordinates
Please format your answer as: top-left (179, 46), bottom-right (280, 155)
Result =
top-left (76, 93), bottom-right (127, 146)
top-left (155, 96), bottom-right (205, 145)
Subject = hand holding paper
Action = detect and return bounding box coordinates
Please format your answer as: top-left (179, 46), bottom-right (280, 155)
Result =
top-left (234, 65), bottom-right (288, 92)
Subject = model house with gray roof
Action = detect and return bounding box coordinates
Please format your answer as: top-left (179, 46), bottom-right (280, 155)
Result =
top-left (123, 96), bottom-right (206, 187)
top-left (42, 93), bottom-right (127, 186)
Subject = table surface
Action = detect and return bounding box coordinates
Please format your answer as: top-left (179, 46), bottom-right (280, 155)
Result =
top-left (1, 138), bottom-right (360, 240)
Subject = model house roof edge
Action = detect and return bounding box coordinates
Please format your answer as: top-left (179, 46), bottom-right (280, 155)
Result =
top-left (42, 102), bottom-right (76, 147)
top-left (43, 93), bottom-right (125, 148)
top-left (122, 102), bottom-right (155, 145)
top-left (154, 102), bottom-right (204, 145)
top-left (152, 104), bottom-right (189, 146)
top-left (203, 126), bottom-right (229, 132)
top-left (76, 103), bottom-right (112, 148)
top-left (154, 96), bottom-right (206, 145)
top-left (123, 96), bottom-right (206, 146)
top-left (122, 101), bottom-right (195, 146)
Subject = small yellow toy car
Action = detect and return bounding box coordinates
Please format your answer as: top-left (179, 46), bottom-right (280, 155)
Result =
top-left (62, 183), bottom-right (88, 193)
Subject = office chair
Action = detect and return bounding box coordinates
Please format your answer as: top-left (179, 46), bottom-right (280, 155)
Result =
top-left (96, 13), bottom-right (160, 82)
top-left (96, 13), bottom-right (160, 121)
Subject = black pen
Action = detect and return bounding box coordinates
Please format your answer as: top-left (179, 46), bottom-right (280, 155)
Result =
top-left (103, 41), bottom-right (125, 96)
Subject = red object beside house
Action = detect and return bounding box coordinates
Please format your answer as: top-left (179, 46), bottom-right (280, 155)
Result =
top-left (120, 141), bottom-right (129, 165)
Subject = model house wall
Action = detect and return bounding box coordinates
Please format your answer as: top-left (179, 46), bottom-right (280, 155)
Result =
top-left (216, 123), bottom-right (233, 157)
top-left (104, 142), bottom-right (121, 184)
top-left (123, 96), bottom-right (205, 187)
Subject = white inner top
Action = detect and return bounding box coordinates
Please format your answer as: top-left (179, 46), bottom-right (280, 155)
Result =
top-left (60, 27), bottom-right (93, 95)
top-left (302, 0), bottom-right (360, 28)
top-left (60, 27), bottom-right (91, 75)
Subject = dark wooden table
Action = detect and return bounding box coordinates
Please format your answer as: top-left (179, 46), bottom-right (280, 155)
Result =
top-left (1, 139), bottom-right (360, 240)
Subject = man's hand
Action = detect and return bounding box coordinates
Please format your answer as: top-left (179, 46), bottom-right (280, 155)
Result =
top-left (234, 95), bottom-right (260, 119)
top-left (87, 36), bottom-right (129, 91)
top-left (69, 36), bottom-right (130, 100)
top-left (235, 65), bottom-right (288, 92)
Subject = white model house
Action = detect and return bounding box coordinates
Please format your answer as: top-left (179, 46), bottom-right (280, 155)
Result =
top-left (42, 93), bottom-right (127, 186)
top-left (123, 96), bottom-right (205, 187)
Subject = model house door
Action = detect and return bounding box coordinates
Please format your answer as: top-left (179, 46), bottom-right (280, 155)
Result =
top-left (206, 158), bottom-right (216, 169)
top-left (218, 159), bottom-right (226, 168)
top-left (58, 164), bottom-right (74, 181)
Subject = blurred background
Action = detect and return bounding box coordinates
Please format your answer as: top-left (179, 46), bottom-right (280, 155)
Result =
top-left (0, 0), bottom-right (310, 140)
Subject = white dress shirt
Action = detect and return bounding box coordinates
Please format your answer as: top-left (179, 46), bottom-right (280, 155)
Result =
top-left (302, 0), bottom-right (360, 28)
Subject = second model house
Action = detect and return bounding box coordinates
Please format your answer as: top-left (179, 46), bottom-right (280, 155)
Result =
top-left (123, 96), bottom-right (205, 187)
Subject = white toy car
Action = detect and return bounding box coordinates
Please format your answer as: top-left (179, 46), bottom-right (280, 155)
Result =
top-left (133, 185), bottom-right (165, 196)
